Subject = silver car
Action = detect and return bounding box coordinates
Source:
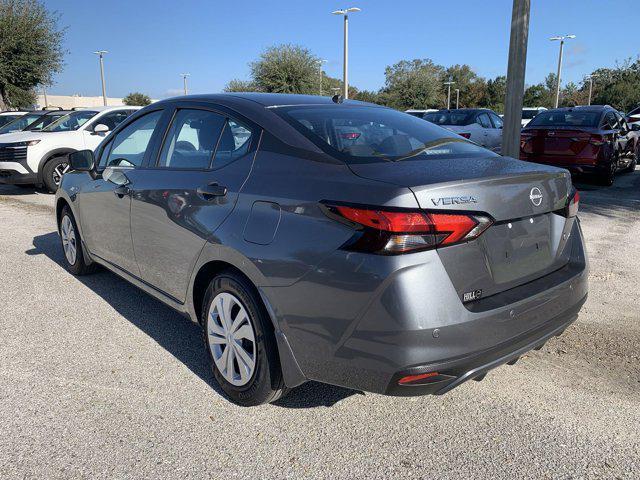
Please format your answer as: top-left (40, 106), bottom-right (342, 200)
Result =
top-left (424, 108), bottom-right (504, 153)
top-left (56, 94), bottom-right (588, 406)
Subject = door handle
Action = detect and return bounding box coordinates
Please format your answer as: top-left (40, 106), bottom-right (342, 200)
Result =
top-left (197, 182), bottom-right (227, 199)
top-left (114, 185), bottom-right (131, 198)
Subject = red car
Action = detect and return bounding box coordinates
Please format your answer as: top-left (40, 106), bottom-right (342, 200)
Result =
top-left (520, 105), bottom-right (639, 185)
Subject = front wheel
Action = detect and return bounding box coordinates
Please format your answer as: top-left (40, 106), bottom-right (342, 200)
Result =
top-left (202, 271), bottom-right (288, 406)
top-left (58, 206), bottom-right (96, 275)
top-left (43, 155), bottom-right (71, 193)
top-left (624, 146), bottom-right (638, 173)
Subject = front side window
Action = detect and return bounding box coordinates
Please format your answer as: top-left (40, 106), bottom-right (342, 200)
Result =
top-left (43, 111), bottom-right (98, 132)
top-left (91, 110), bottom-right (132, 131)
top-left (277, 105), bottom-right (495, 164)
top-left (103, 110), bottom-right (162, 168)
top-left (477, 113), bottom-right (492, 128)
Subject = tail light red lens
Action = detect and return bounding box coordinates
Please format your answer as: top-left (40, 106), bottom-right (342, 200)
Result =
top-left (589, 134), bottom-right (605, 146)
top-left (459, 132), bottom-right (471, 139)
top-left (340, 132), bottom-right (361, 140)
top-left (567, 189), bottom-right (580, 217)
top-left (326, 204), bottom-right (493, 254)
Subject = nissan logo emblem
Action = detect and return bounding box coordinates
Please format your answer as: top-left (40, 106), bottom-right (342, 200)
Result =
top-left (529, 187), bottom-right (543, 207)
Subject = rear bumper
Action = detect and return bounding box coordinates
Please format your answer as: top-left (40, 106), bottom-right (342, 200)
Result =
top-left (519, 156), bottom-right (606, 175)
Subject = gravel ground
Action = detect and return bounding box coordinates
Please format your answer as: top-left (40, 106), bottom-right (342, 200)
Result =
top-left (0, 172), bottom-right (639, 480)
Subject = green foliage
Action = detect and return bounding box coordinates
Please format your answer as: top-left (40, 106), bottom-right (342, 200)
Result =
top-left (378, 59), bottom-right (445, 111)
top-left (250, 44), bottom-right (320, 94)
top-left (123, 92), bottom-right (152, 106)
top-left (223, 79), bottom-right (260, 92)
top-left (589, 58), bottom-right (640, 112)
top-left (353, 90), bottom-right (382, 104)
top-left (0, 0), bottom-right (65, 109)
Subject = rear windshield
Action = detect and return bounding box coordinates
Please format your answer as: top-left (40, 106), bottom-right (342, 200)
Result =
top-left (423, 111), bottom-right (475, 126)
top-left (522, 109), bottom-right (541, 120)
top-left (275, 105), bottom-right (496, 164)
top-left (528, 111), bottom-right (600, 127)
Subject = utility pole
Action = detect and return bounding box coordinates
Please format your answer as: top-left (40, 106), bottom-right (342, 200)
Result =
top-left (180, 73), bottom-right (191, 95)
top-left (92, 50), bottom-right (109, 106)
top-left (443, 80), bottom-right (455, 109)
top-left (317, 59), bottom-right (327, 95)
top-left (332, 8), bottom-right (361, 99)
top-left (550, 34), bottom-right (575, 108)
top-left (42, 86), bottom-right (49, 108)
top-left (585, 74), bottom-right (598, 105)
top-left (455, 88), bottom-right (460, 109)
top-left (502, 0), bottom-right (530, 159)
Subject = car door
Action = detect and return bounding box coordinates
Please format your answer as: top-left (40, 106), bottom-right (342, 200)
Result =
top-left (78, 109), bottom-right (166, 275)
top-left (475, 113), bottom-right (493, 150)
top-left (129, 104), bottom-right (258, 302)
top-left (488, 112), bottom-right (504, 153)
top-left (81, 110), bottom-right (133, 150)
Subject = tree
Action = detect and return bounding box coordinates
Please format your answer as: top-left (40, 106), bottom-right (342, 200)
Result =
top-left (250, 44), bottom-right (319, 94)
top-left (378, 59), bottom-right (444, 111)
top-left (224, 79), bottom-right (260, 92)
top-left (479, 75), bottom-right (507, 113)
top-left (123, 92), bottom-right (152, 106)
top-left (590, 58), bottom-right (640, 111)
top-left (353, 90), bottom-right (382, 104)
top-left (0, 0), bottom-right (65, 109)
top-left (443, 64), bottom-right (486, 108)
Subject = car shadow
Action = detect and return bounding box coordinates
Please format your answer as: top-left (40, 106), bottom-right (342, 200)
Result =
top-left (26, 231), bottom-right (359, 408)
top-left (0, 184), bottom-right (44, 196)
top-left (573, 168), bottom-right (640, 219)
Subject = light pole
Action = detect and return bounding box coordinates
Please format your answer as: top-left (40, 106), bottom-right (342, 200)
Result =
top-left (317, 59), bottom-right (327, 95)
top-left (443, 80), bottom-right (455, 109)
top-left (585, 74), bottom-right (598, 105)
top-left (42, 85), bottom-right (49, 108)
top-left (550, 34), bottom-right (575, 108)
top-left (332, 7), bottom-right (361, 99)
top-left (92, 50), bottom-right (109, 106)
top-left (502, 0), bottom-right (531, 159)
top-left (455, 88), bottom-right (460, 109)
top-left (180, 73), bottom-right (191, 95)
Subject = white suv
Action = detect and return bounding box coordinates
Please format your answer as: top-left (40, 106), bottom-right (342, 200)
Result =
top-left (0, 106), bottom-right (139, 191)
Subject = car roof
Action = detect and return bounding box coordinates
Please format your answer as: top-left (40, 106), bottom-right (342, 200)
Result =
top-left (431, 108), bottom-right (491, 113)
top-left (548, 105), bottom-right (613, 113)
top-left (157, 93), bottom-right (375, 109)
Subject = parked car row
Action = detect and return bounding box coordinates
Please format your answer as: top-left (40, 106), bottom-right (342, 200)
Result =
top-left (0, 106), bottom-right (138, 191)
top-left (51, 93), bottom-right (588, 406)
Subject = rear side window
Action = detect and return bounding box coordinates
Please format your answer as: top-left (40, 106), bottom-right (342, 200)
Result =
top-left (424, 111), bottom-right (475, 126)
top-left (528, 111), bottom-right (600, 128)
top-left (276, 105), bottom-right (495, 164)
top-left (157, 109), bottom-right (253, 170)
top-left (489, 113), bottom-right (503, 128)
top-left (103, 110), bottom-right (162, 168)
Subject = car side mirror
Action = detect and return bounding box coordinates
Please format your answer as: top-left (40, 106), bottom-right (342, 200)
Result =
top-left (93, 123), bottom-right (110, 135)
top-left (68, 150), bottom-right (95, 172)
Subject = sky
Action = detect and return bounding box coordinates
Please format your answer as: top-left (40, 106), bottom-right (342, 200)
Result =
top-left (45, 0), bottom-right (640, 99)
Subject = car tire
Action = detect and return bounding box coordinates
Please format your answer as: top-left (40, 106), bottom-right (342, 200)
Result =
top-left (202, 270), bottom-right (288, 406)
top-left (43, 155), bottom-right (71, 193)
top-left (597, 161), bottom-right (616, 186)
top-left (624, 146), bottom-right (638, 173)
top-left (58, 206), bottom-right (96, 276)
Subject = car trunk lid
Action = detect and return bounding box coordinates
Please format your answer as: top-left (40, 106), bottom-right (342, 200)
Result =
top-left (522, 127), bottom-right (597, 156)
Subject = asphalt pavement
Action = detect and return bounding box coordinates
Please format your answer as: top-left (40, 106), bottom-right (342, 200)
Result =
top-left (0, 170), bottom-right (638, 479)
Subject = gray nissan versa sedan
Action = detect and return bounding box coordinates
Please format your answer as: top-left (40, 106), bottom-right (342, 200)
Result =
top-left (55, 93), bottom-right (588, 406)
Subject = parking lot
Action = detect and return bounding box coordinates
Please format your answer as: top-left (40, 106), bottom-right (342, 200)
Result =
top-left (0, 170), bottom-right (639, 479)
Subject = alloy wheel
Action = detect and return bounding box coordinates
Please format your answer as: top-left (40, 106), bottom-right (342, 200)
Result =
top-left (60, 215), bottom-right (77, 265)
top-left (52, 162), bottom-right (70, 186)
top-left (207, 292), bottom-right (257, 386)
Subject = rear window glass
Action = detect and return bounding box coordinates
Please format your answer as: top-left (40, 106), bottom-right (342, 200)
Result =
top-left (522, 109), bottom-right (541, 120)
top-left (528, 111), bottom-right (600, 127)
top-left (276, 105), bottom-right (496, 164)
top-left (423, 111), bottom-right (476, 126)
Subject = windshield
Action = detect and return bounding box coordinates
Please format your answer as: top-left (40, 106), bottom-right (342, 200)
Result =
top-left (423, 111), bottom-right (476, 126)
top-left (276, 105), bottom-right (495, 164)
top-left (42, 110), bottom-right (98, 132)
top-left (25, 113), bottom-right (67, 131)
top-left (528, 110), bottom-right (600, 128)
top-left (0, 113), bottom-right (43, 134)
top-left (0, 114), bottom-right (25, 128)
top-left (522, 109), bottom-right (541, 120)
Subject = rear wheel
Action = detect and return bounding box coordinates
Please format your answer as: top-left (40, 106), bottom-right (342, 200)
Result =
top-left (43, 155), bottom-right (70, 193)
top-left (58, 206), bottom-right (96, 275)
top-left (596, 161), bottom-right (616, 186)
top-left (202, 271), bottom-right (288, 406)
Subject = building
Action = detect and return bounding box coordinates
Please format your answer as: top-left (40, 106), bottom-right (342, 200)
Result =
top-left (35, 94), bottom-right (158, 109)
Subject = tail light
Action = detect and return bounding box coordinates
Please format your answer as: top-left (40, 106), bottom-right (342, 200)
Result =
top-left (560, 189), bottom-right (580, 217)
top-left (340, 132), bottom-right (361, 140)
top-left (589, 134), bottom-right (605, 146)
top-left (458, 132), bottom-right (471, 139)
top-left (323, 203), bottom-right (493, 254)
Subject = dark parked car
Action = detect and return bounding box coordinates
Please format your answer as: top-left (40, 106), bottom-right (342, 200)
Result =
top-left (424, 108), bottom-right (504, 153)
top-left (520, 105), bottom-right (639, 185)
top-left (56, 94), bottom-right (588, 406)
